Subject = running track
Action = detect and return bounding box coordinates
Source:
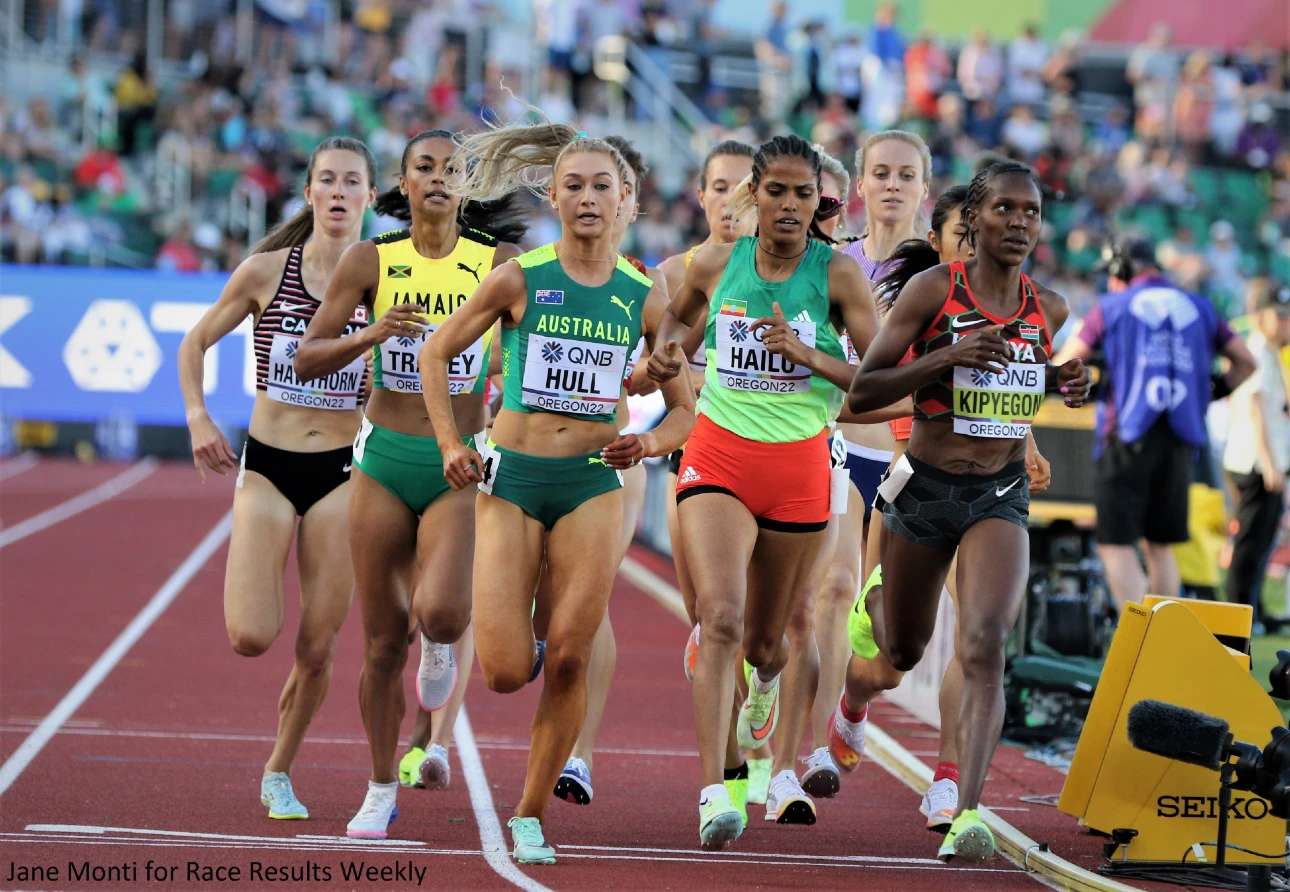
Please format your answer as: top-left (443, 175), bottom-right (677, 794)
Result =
top-left (0, 458), bottom-right (1188, 890)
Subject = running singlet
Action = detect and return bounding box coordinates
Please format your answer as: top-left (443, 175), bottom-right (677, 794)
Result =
top-left (254, 244), bottom-right (369, 410)
top-left (369, 228), bottom-right (497, 395)
top-left (699, 236), bottom-right (845, 443)
top-left (912, 260), bottom-right (1052, 439)
top-left (502, 244), bottom-right (650, 423)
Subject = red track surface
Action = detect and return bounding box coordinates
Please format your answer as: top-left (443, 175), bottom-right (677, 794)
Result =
top-left (0, 458), bottom-right (1180, 890)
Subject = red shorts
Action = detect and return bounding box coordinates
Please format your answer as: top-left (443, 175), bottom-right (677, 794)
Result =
top-left (675, 414), bottom-right (830, 531)
top-left (890, 415), bottom-right (913, 441)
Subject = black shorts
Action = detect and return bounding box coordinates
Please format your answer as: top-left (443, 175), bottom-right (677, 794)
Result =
top-left (881, 454), bottom-right (1029, 551)
top-left (239, 435), bottom-right (352, 516)
top-left (669, 448), bottom-right (684, 476)
top-left (1093, 421), bottom-right (1192, 546)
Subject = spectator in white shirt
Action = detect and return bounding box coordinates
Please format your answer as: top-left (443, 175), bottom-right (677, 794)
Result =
top-left (1223, 280), bottom-right (1290, 630)
top-left (1007, 24), bottom-right (1048, 106)
top-left (957, 29), bottom-right (1003, 102)
top-left (1001, 103), bottom-right (1048, 158)
top-left (832, 32), bottom-right (866, 113)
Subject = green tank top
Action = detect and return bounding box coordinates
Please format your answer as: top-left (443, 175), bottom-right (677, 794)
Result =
top-left (698, 236), bottom-right (844, 442)
top-left (501, 243), bottom-right (651, 423)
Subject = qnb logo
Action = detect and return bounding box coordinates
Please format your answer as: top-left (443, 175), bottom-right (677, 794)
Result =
top-left (63, 299), bottom-right (163, 392)
top-left (285, 340), bottom-right (298, 359)
top-left (728, 320), bottom-right (750, 343)
top-left (542, 341), bottom-right (564, 363)
top-left (971, 369), bottom-right (995, 388)
top-left (396, 335), bottom-right (419, 349)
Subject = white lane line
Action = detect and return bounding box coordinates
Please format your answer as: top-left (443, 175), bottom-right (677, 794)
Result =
top-left (0, 458), bottom-right (158, 548)
top-left (453, 707), bottom-right (553, 892)
top-left (0, 452), bottom-right (39, 480)
top-left (0, 510), bottom-right (233, 796)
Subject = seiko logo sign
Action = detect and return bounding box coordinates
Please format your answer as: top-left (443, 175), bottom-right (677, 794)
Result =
top-left (1156, 795), bottom-right (1271, 820)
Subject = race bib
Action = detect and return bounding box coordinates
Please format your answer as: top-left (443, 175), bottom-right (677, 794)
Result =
top-left (378, 326), bottom-right (485, 395)
top-left (714, 312), bottom-right (816, 394)
top-left (266, 334), bottom-right (363, 410)
top-left (474, 434), bottom-right (500, 495)
top-left (521, 334), bottom-right (628, 415)
top-left (841, 330), bottom-right (859, 365)
top-left (951, 362), bottom-right (1045, 439)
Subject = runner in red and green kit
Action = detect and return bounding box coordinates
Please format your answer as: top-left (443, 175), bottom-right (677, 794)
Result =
top-left (648, 135), bottom-right (880, 849)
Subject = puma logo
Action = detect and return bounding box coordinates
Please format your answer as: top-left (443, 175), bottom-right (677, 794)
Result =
top-left (610, 295), bottom-right (635, 320)
top-left (458, 262), bottom-right (482, 283)
top-left (587, 456), bottom-right (610, 468)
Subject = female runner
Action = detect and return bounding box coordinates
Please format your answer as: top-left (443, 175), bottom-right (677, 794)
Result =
top-left (294, 130), bottom-right (526, 837)
top-left (648, 135), bottom-right (879, 849)
top-left (549, 134), bottom-right (668, 806)
top-left (179, 136), bottom-right (377, 821)
top-left (422, 124), bottom-right (696, 864)
top-left (829, 185), bottom-right (1053, 829)
top-left (847, 161), bottom-right (1089, 862)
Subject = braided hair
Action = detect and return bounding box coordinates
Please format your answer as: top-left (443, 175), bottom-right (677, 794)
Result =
top-left (961, 161), bottom-right (1040, 252)
top-left (372, 130), bottom-right (530, 245)
top-left (749, 135), bottom-right (834, 244)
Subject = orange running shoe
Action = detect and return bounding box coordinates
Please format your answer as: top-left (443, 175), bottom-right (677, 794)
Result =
top-left (683, 624), bottom-right (700, 681)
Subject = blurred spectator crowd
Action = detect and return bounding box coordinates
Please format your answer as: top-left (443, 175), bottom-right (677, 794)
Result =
top-left (2, 0), bottom-right (1289, 330)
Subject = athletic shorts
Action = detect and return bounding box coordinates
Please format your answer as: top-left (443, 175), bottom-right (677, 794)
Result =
top-left (240, 435), bottom-right (351, 516)
top-left (478, 439), bottom-right (623, 530)
top-left (674, 413), bottom-right (830, 532)
top-left (881, 453), bottom-right (1029, 550)
top-left (352, 417), bottom-right (473, 516)
top-left (844, 442), bottom-right (893, 522)
top-left (1093, 420), bottom-right (1192, 546)
top-left (890, 416), bottom-right (913, 442)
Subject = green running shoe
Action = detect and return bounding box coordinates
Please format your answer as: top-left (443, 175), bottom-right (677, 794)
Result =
top-left (937, 808), bottom-right (995, 863)
top-left (724, 777), bottom-right (748, 829)
top-left (746, 757), bottom-right (773, 805)
top-left (847, 565), bottom-right (883, 659)
top-left (699, 792), bottom-right (742, 850)
top-left (508, 816), bottom-right (556, 865)
top-left (399, 747), bottom-right (426, 787)
top-left (736, 672), bottom-right (780, 751)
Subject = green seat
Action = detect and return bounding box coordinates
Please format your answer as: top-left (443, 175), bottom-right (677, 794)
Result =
top-left (207, 167), bottom-right (242, 198)
top-left (1189, 168), bottom-right (1223, 209)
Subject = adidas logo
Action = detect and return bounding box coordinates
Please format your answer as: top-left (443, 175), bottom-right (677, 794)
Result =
top-left (792, 310), bottom-right (812, 323)
top-left (680, 466), bottom-right (701, 484)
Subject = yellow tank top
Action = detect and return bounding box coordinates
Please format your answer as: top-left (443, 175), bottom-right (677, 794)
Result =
top-left (370, 228), bottom-right (497, 395)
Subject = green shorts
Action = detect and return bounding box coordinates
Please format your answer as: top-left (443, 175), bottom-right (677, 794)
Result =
top-left (351, 417), bottom-right (475, 516)
top-left (847, 565), bottom-right (883, 659)
top-left (478, 440), bottom-right (623, 530)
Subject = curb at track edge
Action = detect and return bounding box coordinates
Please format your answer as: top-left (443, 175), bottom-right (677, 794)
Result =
top-left (617, 555), bottom-right (1141, 892)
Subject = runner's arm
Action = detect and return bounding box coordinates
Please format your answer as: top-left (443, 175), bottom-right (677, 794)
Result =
top-left (640, 284), bottom-right (696, 457)
top-left (649, 244), bottom-right (726, 382)
top-left (295, 241), bottom-right (386, 380)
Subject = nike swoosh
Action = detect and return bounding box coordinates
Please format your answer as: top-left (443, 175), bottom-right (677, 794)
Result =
top-left (750, 700), bottom-right (777, 742)
top-left (995, 479), bottom-right (1020, 497)
top-left (343, 463), bottom-right (352, 473)
top-left (951, 317), bottom-right (983, 329)
top-left (282, 303), bottom-right (311, 314)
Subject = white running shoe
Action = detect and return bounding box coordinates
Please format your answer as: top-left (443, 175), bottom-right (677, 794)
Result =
top-left (920, 777), bottom-right (959, 833)
top-left (800, 747), bottom-right (841, 799)
top-left (418, 743), bottom-right (451, 791)
top-left (416, 634), bottom-right (457, 712)
top-left (827, 702), bottom-right (867, 773)
top-left (763, 770), bottom-right (817, 824)
top-left (346, 781), bottom-right (398, 838)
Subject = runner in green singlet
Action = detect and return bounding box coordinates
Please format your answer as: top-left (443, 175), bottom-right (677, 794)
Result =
top-left (420, 122), bottom-right (696, 865)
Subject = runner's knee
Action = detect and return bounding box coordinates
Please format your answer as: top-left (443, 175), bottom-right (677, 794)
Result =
top-left (820, 564), bottom-right (859, 609)
top-left (228, 623), bottom-right (276, 658)
top-left (480, 656), bottom-right (531, 694)
top-left (742, 632), bottom-right (784, 669)
top-left (363, 632), bottom-right (409, 677)
top-left (884, 640), bottom-right (926, 674)
top-left (294, 636), bottom-right (336, 677)
top-left (544, 637), bottom-right (589, 687)
top-left (699, 602), bottom-right (743, 648)
top-left (417, 602), bottom-right (471, 647)
top-left (958, 620), bottom-right (1008, 678)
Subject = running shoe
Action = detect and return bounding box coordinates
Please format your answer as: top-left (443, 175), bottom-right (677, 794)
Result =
top-left (529, 639), bottom-right (546, 683)
top-left (920, 778), bottom-right (958, 833)
top-left (724, 776), bottom-right (748, 829)
top-left (736, 671), bottom-right (780, 751)
top-left (346, 782), bottom-right (398, 838)
top-left (698, 789), bottom-right (742, 850)
top-left (398, 747), bottom-right (426, 787)
top-left (937, 809), bottom-right (995, 863)
top-left (553, 757), bottom-right (593, 805)
top-left (827, 702), bottom-right (867, 773)
top-left (746, 757), bottom-right (772, 805)
top-left (847, 566), bottom-right (883, 660)
top-left (508, 816), bottom-right (556, 865)
top-left (418, 743), bottom-right (451, 791)
top-left (416, 634), bottom-right (457, 712)
top-left (763, 770), bottom-right (817, 824)
top-left (260, 772), bottom-right (308, 820)
top-left (801, 747), bottom-right (841, 798)
top-left (683, 624), bottom-right (699, 681)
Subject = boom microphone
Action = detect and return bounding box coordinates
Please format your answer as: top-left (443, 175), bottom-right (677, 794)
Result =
top-left (1126, 700), bottom-right (1229, 771)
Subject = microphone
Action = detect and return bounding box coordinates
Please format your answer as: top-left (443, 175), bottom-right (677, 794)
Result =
top-left (1126, 700), bottom-right (1230, 771)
